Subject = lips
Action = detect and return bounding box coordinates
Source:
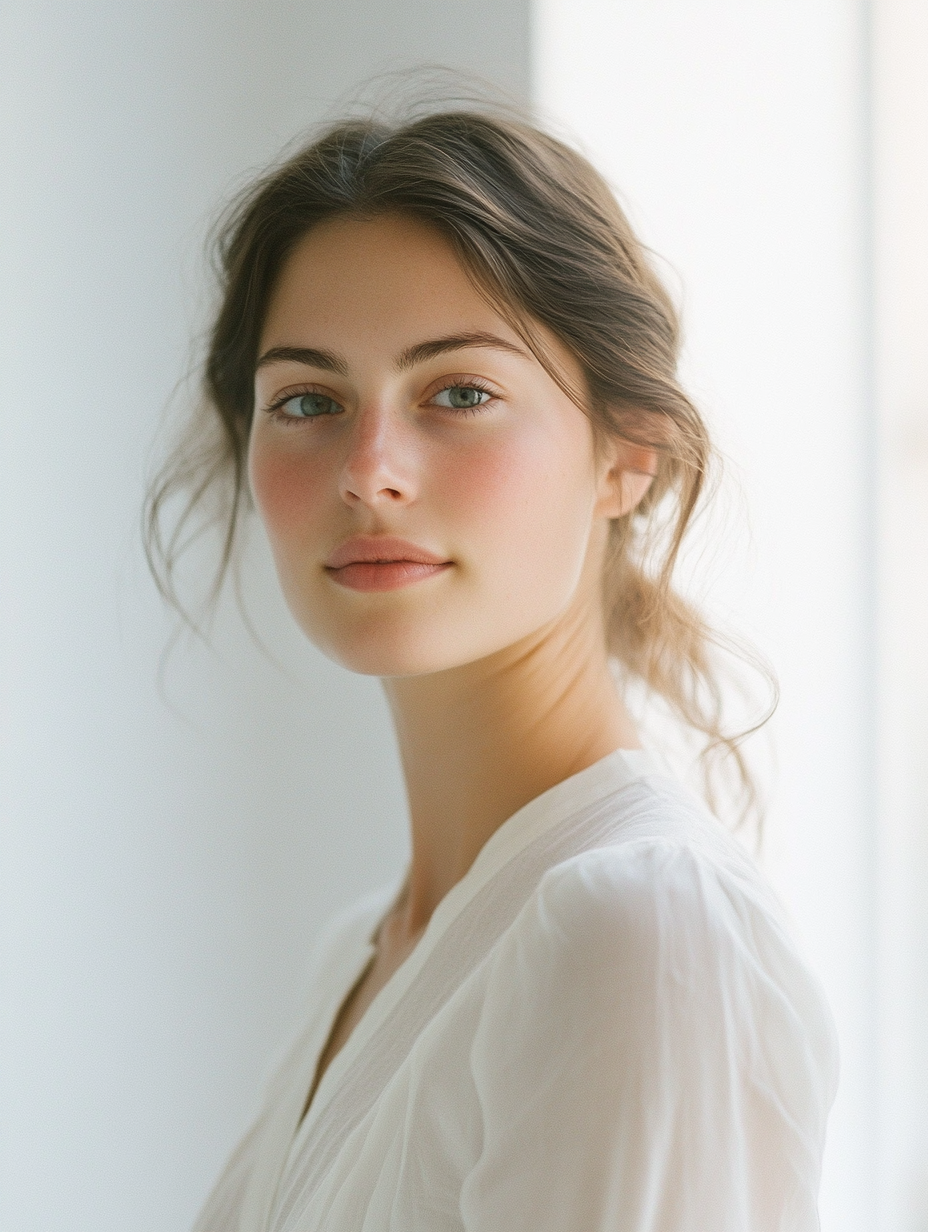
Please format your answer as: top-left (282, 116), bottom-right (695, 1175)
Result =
top-left (324, 536), bottom-right (450, 569)
top-left (324, 536), bottom-right (452, 592)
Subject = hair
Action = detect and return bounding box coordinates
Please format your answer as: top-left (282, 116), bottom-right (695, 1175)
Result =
top-left (145, 103), bottom-right (776, 830)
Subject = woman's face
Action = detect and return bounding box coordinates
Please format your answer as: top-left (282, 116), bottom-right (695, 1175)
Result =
top-left (250, 212), bottom-right (641, 677)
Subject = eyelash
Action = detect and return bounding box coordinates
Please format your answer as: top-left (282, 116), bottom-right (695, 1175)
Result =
top-left (262, 378), bottom-right (499, 425)
top-left (263, 388), bottom-right (340, 426)
top-left (431, 377), bottom-right (496, 416)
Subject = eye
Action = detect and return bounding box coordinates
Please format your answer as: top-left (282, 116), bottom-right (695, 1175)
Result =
top-left (274, 392), bottom-right (342, 419)
top-left (431, 384), bottom-right (493, 412)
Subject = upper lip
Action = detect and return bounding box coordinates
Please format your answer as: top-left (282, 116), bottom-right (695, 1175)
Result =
top-left (324, 536), bottom-right (451, 569)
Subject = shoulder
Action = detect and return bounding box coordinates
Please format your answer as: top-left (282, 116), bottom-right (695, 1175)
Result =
top-left (531, 774), bottom-right (783, 963)
top-left (506, 835), bottom-right (760, 1004)
top-left (537, 837), bottom-right (734, 950)
top-left (465, 782), bottom-right (838, 1227)
top-left (537, 830), bottom-right (771, 955)
top-left (474, 819), bottom-right (838, 1127)
top-left (485, 789), bottom-right (836, 1070)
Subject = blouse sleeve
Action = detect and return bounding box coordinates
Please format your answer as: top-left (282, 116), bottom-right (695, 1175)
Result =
top-left (459, 839), bottom-right (838, 1232)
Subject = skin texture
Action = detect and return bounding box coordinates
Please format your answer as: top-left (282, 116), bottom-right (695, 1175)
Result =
top-left (249, 214), bottom-right (656, 1103)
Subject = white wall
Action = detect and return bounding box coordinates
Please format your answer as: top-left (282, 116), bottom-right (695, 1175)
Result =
top-left (0, 5), bottom-right (529, 1230)
top-left (873, 2), bottom-right (928, 1227)
top-left (533, 2), bottom-right (874, 1229)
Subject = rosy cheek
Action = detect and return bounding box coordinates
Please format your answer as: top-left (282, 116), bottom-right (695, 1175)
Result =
top-left (249, 440), bottom-right (327, 538)
top-left (434, 432), bottom-right (556, 532)
top-left (445, 448), bottom-right (508, 505)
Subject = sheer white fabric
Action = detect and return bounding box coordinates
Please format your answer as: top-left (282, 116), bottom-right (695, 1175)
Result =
top-left (193, 750), bottom-right (838, 1232)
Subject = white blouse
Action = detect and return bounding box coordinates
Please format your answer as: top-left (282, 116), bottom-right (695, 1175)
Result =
top-left (193, 750), bottom-right (838, 1232)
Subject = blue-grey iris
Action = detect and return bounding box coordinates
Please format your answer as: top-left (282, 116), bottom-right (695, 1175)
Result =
top-left (446, 386), bottom-right (483, 409)
top-left (298, 393), bottom-right (339, 417)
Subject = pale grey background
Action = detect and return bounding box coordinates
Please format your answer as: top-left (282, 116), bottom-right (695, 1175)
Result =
top-left (1, 4), bottom-right (529, 1230)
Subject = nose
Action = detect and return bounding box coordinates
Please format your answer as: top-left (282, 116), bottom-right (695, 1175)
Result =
top-left (338, 402), bottom-right (416, 509)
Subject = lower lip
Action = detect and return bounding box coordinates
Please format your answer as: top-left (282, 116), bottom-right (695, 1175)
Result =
top-left (326, 560), bottom-right (452, 592)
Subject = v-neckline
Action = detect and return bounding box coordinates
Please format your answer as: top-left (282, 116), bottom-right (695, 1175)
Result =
top-left (296, 877), bottom-right (413, 1128)
top-left (242, 746), bottom-right (666, 1232)
top-left (295, 747), bottom-right (665, 1141)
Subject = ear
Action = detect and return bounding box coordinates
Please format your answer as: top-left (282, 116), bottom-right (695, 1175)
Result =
top-left (595, 440), bottom-right (658, 519)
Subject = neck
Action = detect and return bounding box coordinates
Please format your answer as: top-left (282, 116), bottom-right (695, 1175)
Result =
top-left (381, 591), bottom-right (639, 943)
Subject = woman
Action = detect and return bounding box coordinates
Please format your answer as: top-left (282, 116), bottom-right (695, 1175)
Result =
top-left (148, 106), bottom-right (838, 1231)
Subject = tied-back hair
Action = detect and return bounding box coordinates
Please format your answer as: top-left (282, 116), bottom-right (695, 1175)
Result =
top-left (145, 104), bottom-right (776, 831)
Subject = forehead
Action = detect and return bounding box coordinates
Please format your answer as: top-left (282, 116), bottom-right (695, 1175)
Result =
top-left (260, 213), bottom-right (501, 349)
top-left (257, 212), bottom-right (590, 411)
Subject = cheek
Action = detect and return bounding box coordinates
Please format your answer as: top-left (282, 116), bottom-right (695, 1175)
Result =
top-left (249, 438), bottom-right (328, 542)
top-left (438, 427), bottom-right (591, 565)
top-left (437, 442), bottom-right (514, 515)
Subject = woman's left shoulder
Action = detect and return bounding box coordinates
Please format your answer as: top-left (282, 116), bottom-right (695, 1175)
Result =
top-left (534, 827), bottom-right (778, 959)
top-left (531, 773), bottom-right (797, 959)
top-left (502, 807), bottom-right (835, 1052)
top-left (480, 824), bottom-right (839, 1107)
top-left (467, 795), bottom-right (839, 1231)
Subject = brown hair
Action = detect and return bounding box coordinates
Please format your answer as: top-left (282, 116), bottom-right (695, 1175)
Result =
top-left (145, 106), bottom-right (775, 828)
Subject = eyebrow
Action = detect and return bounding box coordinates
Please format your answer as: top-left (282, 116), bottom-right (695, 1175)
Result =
top-left (255, 332), bottom-right (529, 375)
top-left (255, 345), bottom-right (349, 375)
top-left (395, 332), bottom-right (528, 370)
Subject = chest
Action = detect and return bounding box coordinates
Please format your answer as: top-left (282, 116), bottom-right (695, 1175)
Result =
top-left (276, 958), bottom-right (489, 1232)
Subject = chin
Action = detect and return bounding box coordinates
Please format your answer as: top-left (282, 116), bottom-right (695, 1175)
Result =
top-left (318, 635), bottom-right (462, 679)
top-left (299, 611), bottom-right (482, 678)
